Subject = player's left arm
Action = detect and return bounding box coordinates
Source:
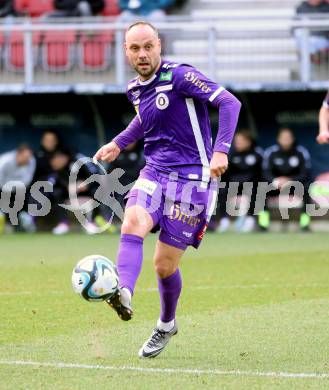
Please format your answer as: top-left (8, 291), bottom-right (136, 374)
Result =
top-left (318, 100), bottom-right (329, 144)
top-left (175, 66), bottom-right (241, 177)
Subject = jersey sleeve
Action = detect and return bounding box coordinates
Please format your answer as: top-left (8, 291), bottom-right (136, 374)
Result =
top-left (174, 64), bottom-right (225, 103)
top-left (112, 115), bottom-right (144, 151)
top-left (174, 65), bottom-right (241, 154)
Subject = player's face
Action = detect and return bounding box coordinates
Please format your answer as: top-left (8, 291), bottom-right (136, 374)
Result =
top-left (277, 129), bottom-right (294, 151)
top-left (307, 0), bottom-right (322, 5)
top-left (16, 149), bottom-right (32, 166)
top-left (125, 25), bottom-right (161, 80)
top-left (234, 134), bottom-right (252, 152)
top-left (42, 132), bottom-right (58, 152)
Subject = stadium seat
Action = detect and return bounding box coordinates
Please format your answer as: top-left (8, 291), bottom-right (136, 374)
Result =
top-left (78, 32), bottom-right (113, 71)
top-left (5, 32), bottom-right (41, 72)
top-left (27, 0), bottom-right (54, 17)
top-left (13, 0), bottom-right (29, 14)
top-left (102, 0), bottom-right (120, 16)
top-left (42, 31), bottom-right (76, 72)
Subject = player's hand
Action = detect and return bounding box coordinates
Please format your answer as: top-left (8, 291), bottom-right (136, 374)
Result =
top-left (93, 141), bottom-right (121, 163)
top-left (317, 131), bottom-right (329, 144)
top-left (210, 151), bottom-right (228, 178)
top-left (273, 176), bottom-right (289, 189)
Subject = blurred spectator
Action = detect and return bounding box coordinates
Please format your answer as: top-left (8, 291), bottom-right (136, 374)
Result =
top-left (118, 0), bottom-right (175, 21)
top-left (259, 128), bottom-right (312, 232)
top-left (0, 0), bottom-right (16, 17)
top-left (295, 0), bottom-right (329, 57)
top-left (34, 130), bottom-right (65, 182)
top-left (216, 130), bottom-right (263, 233)
top-left (47, 149), bottom-right (99, 234)
top-left (94, 141), bottom-right (145, 231)
top-left (50, 0), bottom-right (104, 17)
top-left (0, 144), bottom-right (36, 233)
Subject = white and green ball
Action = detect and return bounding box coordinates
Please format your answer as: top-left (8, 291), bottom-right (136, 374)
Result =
top-left (72, 255), bottom-right (119, 302)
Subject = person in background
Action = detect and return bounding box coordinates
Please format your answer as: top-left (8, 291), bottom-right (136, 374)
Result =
top-left (94, 141), bottom-right (145, 232)
top-left (295, 0), bottom-right (329, 59)
top-left (50, 0), bottom-right (104, 17)
top-left (118, 0), bottom-right (175, 21)
top-left (34, 130), bottom-right (63, 182)
top-left (318, 90), bottom-right (329, 144)
top-left (48, 149), bottom-right (99, 235)
top-left (217, 129), bottom-right (263, 233)
top-left (259, 128), bottom-right (312, 231)
top-left (0, 144), bottom-right (36, 233)
top-left (0, 0), bottom-right (16, 17)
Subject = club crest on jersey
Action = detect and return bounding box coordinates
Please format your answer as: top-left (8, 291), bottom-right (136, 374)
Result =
top-left (156, 93), bottom-right (170, 110)
top-left (184, 72), bottom-right (212, 93)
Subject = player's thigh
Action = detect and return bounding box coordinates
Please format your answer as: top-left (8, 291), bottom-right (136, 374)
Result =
top-left (153, 240), bottom-right (185, 278)
top-left (121, 205), bottom-right (153, 238)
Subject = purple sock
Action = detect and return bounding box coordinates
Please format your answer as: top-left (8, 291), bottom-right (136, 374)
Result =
top-left (116, 234), bottom-right (144, 295)
top-left (158, 269), bottom-right (182, 322)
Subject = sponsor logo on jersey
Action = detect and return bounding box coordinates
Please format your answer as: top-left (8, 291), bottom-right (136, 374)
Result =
top-left (159, 71), bottom-right (173, 81)
top-left (132, 178), bottom-right (157, 195)
top-left (246, 154), bottom-right (257, 166)
top-left (184, 72), bottom-right (212, 93)
top-left (182, 231), bottom-right (193, 238)
top-left (289, 156), bottom-right (299, 167)
top-left (156, 93), bottom-right (170, 110)
top-left (168, 204), bottom-right (201, 227)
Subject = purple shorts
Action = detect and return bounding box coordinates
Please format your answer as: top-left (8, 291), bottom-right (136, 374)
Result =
top-left (126, 165), bottom-right (218, 250)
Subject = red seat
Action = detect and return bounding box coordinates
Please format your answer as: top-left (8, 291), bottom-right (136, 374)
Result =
top-left (102, 0), bottom-right (120, 16)
top-left (27, 0), bottom-right (54, 16)
top-left (78, 32), bottom-right (113, 71)
top-left (13, 0), bottom-right (29, 14)
top-left (42, 31), bottom-right (76, 72)
top-left (5, 32), bottom-right (41, 72)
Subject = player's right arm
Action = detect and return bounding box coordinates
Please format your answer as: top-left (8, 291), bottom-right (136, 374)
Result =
top-left (318, 95), bottom-right (329, 144)
top-left (93, 115), bottom-right (144, 163)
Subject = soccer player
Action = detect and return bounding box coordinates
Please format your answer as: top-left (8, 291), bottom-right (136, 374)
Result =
top-left (93, 21), bottom-right (241, 358)
top-left (318, 91), bottom-right (329, 144)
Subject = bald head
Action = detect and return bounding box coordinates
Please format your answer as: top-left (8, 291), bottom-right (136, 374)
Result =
top-left (125, 21), bottom-right (159, 40)
top-left (124, 21), bottom-right (161, 81)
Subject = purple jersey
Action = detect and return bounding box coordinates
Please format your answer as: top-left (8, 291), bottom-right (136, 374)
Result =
top-left (114, 60), bottom-right (241, 183)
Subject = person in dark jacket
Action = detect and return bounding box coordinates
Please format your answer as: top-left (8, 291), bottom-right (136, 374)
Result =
top-left (295, 0), bottom-right (329, 57)
top-left (51, 0), bottom-right (104, 17)
top-left (259, 127), bottom-right (312, 231)
top-left (217, 129), bottom-right (263, 232)
top-left (34, 130), bottom-right (63, 182)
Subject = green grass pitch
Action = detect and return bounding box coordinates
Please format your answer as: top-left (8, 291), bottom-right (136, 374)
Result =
top-left (1, 232), bottom-right (329, 389)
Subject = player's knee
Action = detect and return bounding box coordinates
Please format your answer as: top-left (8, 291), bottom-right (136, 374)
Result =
top-left (154, 257), bottom-right (176, 279)
top-left (121, 208), bottom-right (151, 236)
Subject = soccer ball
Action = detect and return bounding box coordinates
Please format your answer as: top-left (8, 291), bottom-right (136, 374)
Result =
top-left (72, 255), bottom-right (119, 302)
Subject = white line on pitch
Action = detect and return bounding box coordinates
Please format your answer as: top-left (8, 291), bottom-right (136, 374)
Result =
top-left (0, 283), bottom-right (326, 296)
top-left (0, 360), bottom-right (328, 380)
top-left (139, 284), bottom-right (326, 292)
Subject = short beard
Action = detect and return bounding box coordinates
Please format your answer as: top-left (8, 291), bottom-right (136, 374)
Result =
top-left (134, 59), bottom-right (160, 80)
